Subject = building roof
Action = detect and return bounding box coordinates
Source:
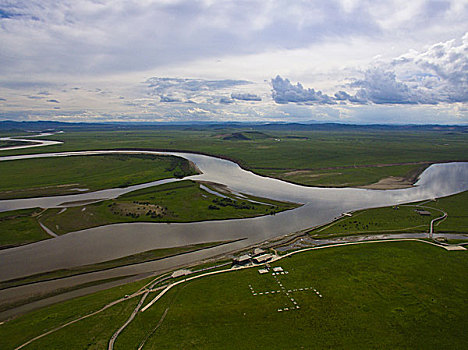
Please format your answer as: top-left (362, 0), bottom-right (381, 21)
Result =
top-left (253, 248), bottom-right (265, 256)
top-left (234, 254), bottom-right (251, 262)
top-left (253, 253), bottom-right (273, 263)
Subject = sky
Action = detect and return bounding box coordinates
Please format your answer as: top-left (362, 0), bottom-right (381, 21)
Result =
top-left (0, 0), bottom-right (467, 124)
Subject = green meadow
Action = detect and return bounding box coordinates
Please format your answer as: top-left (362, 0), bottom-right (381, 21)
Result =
top-left (309, 190), bottom-right (468, 238)
top-left (38, 180), bottom-right (296, 235)
top-left (430, 191), bottom-right (468, 234)
top-left (2, 128), bottom-right (466, 187)
top-left (1, 241), bottom-right (467, 349)
top-left (0, 154), bottom-right (196, 199)
top-left (0, 277), bottom-right (153, 350)
top-left (0, 209), bottom-right (49, 248)
top-left (0, 180), bottom-right (296, 246)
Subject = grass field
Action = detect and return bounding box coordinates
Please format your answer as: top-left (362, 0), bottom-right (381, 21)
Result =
top-left (0, 209), bottom-right (49, 248)
top-left (38, 180), bottom-right (297, 235)
top-left (1, 129), bottom-right (466, 187)
top-left (0, 140), bottom-right (32, 149)
top-left (116, 242), bottom-right (468, 349)
top-left (0, 154), bottom-right (196, 199)
top-left (308, 190), bottom-right (468, 238)
top-left (0, 180), bottom-right (296, 247)
top-left (0, 276), bottom-right (153, 349)
top-left (266, 163), bottom-right (426, 187)
top-left (2, 241), bottom-right (466, 349)
top-left (430, 191), bottom-right (468, 234)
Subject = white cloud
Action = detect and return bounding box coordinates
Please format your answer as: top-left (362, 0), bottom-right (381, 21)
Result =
top-left (271, 33), bottom-right (468, 106)
top-left (391, 32), bottom-right (468, 102)
top-left (0, 1), bottom-right (467, 123)
top-left (271, 76), bottom-right (335, 104)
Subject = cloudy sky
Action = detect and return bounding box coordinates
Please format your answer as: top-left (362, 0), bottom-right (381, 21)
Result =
top-left (0, 0), bottom-right (467, 124)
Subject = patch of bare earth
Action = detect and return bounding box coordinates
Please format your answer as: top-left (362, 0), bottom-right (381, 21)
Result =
top-left (197, 181), bottom-right (232, 195)
top-left (358, 176), bottom-right (414, 189)
top-left (281, 170), bottom-right (342, 178)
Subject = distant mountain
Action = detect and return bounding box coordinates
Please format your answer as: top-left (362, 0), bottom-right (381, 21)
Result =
top-left (0, 120), bottom-right (466, 133)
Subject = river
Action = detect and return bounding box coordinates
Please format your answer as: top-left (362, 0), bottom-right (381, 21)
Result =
top-left (0, 141), bottom-right (467, 319)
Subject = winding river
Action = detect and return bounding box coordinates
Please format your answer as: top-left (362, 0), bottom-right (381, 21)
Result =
top-left (0, 138), bottom-right (467, 319)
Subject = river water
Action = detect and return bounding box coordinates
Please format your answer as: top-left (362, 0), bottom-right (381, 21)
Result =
top-left (0, 148), bottom-right (467, 318)
top-left (0, 133), bottom-right (63, 151)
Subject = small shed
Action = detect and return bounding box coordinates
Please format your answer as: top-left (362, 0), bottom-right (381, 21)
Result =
top-left (233, 254), bottom-right (251, 266)
top-left (272, 266), bottom-right (283, 272)
top-left (253, 248), bottom-right (265, 256)
top-left (252, 253), bottom-right (273, 264)
top-left (258, 268), bottom-right (269, 274)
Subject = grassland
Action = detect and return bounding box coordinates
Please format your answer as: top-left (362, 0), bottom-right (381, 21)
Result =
top-left (0, 154), bottom-right (196, 199)
top-left (0, 140), bottom-right (33, 149)
top-left (430, 191), bottom-right (468, 234)
top-left (308, 190), bottom-right (468, 238)
top-left (1, 128), bottom-right (466, 187)
top-left (2, 241), bottom-right (466, 349)
top-left (309, 205), bottom-right (438, 238)
top-left (0, 180), bottom-right (296, 247)
top-left (117, 242), bottom-right (468, 349)
top-left (0, 276), bottom-right (153, 349)
top-left (0, 209), bottom-right (49, 249)
top-left (38, 180), bottom-right (297, 235)
top-left (267, 163), bottom-right (427, 187)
